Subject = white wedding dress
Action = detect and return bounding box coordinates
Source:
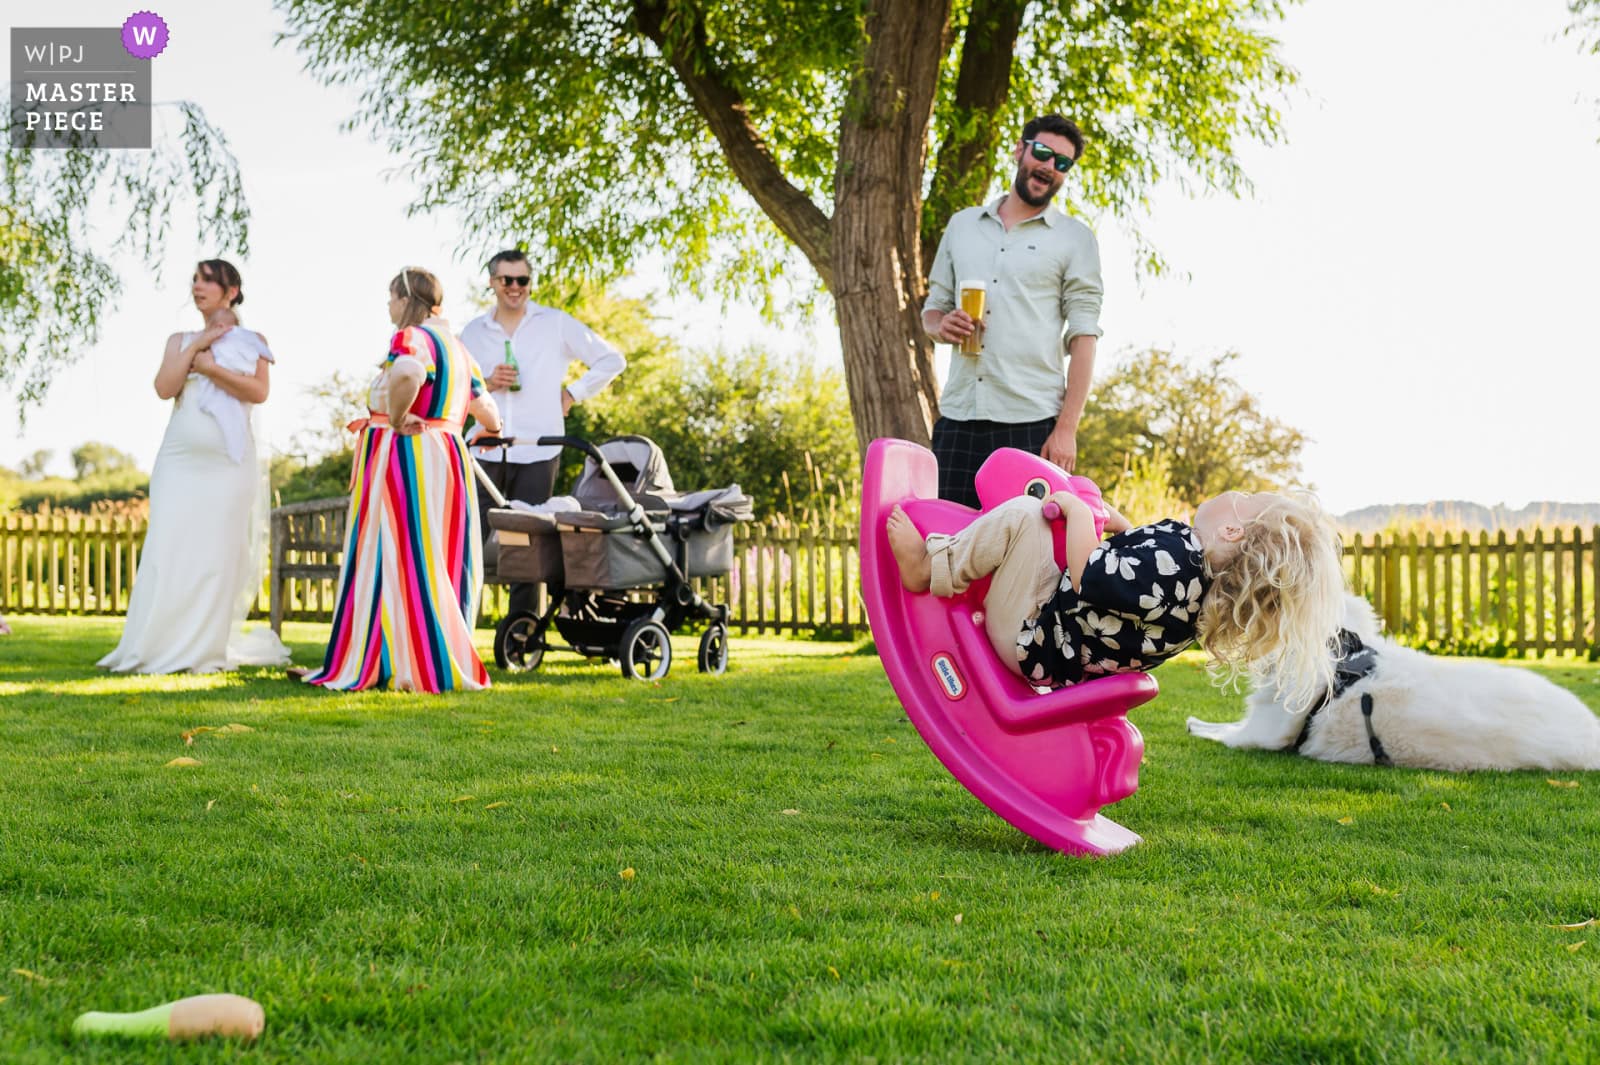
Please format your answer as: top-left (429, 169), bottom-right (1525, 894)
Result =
top-left (98, 330), bottom-right (292, 673)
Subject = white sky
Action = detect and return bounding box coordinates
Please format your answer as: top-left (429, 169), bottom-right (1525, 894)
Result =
top-left (4, 0), bottom-right (1597, 514)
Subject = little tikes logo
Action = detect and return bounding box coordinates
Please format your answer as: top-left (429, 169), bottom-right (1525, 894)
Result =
top-left (930, 653), bottom-right (965, 700)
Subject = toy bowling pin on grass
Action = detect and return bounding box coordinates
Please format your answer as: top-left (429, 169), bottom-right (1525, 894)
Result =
top-left (72, 992), bottom-right (264, 1041)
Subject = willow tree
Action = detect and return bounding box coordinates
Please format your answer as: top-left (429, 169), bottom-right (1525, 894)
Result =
top-left (1, 101), bottom-right (250, 407)
top-left (279, 0), bottom-right (1294, 449)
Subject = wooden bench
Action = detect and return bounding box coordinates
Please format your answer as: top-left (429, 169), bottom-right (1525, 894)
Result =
top-left (268, 498), bottom-right (348, 635)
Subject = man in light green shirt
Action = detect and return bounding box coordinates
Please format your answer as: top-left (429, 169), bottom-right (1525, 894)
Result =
top-left (921, 114), bottom-right (1103, 508)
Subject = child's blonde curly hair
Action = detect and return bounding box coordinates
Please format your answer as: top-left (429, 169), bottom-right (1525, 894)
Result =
top-left (1197, 490), bottom-right (1346, 713)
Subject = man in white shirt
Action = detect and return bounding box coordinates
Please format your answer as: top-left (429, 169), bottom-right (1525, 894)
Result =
top-left (921, 114), bottom-right (1103, 509)
top-left (459, 249), bottom-right (626, 613)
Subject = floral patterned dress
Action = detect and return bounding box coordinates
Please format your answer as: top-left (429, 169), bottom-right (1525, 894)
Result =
top-left (1016, 520), bottom-right (1209, 688)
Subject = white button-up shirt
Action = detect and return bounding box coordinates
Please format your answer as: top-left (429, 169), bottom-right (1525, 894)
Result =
top-left (924, 197), bottom-right (1103, 424)
top-left (459, 304), bottom-right (626, 463)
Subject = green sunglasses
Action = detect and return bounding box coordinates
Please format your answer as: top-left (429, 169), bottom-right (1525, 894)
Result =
top-left (1025, 139), bottom-right (1077, 173)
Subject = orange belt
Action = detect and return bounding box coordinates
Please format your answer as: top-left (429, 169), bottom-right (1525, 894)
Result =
top-left (345, 412), bottom-right (461, 435)
top-left (344, 413), bottom-right (465, 489)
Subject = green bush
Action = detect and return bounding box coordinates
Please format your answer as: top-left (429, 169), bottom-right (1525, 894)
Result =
top-left (582, 344), bottom-right (857, 521)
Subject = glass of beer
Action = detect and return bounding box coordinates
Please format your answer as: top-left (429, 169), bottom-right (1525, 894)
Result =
top-left (957, 280), bottom-right (986, 355)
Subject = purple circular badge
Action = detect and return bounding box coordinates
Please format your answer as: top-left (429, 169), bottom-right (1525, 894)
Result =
top-left (121, 11), bottom-right (169, 59)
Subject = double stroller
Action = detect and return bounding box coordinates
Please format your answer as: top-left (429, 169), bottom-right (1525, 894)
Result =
top-left (478, 435), bottom-right (753, 681)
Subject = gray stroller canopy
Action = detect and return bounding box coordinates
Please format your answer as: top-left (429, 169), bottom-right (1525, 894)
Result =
top-left (573, 435), bottom-right (677, 511)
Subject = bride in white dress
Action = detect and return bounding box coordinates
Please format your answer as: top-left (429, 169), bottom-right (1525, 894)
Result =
top-left (98, 260), bottom-right (291, 673)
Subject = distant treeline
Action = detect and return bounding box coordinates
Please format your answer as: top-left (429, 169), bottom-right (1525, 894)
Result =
top-left (1338, 501), bottom-right (1600, 534)
top-left (1, 442), bottom-right (149, 513)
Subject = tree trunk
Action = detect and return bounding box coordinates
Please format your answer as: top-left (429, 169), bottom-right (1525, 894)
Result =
top-left (921, 0), bottom-right (1027, 265)
top-left (832, 0), bottom-right (951, 453)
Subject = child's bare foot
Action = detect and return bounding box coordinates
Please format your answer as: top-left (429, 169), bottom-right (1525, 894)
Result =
top-left (886, 505), bottom-right (931, 593)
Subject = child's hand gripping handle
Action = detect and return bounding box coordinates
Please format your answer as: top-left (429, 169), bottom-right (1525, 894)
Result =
top-left (1040, 476), bottom-right (1109, 539)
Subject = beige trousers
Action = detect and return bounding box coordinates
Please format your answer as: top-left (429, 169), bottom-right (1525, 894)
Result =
top-left (926, 497), bottom-right (1062, 674)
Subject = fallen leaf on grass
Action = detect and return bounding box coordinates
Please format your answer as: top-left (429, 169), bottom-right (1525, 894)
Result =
top-left (484, 801), bottom-right (508, 810)
top-left (205, 799), bottom-right (216, 812)
top-left (550, 746), bottom-right (559, 754)
top-left (1439, 802), bottom-right (1452, 812)
top-left (1550, 918), bottom-right (1599, 930)
top-left (953, 913), bottom-right (964, 925)
top-left (11, 969), bottom-right (48, 984)
top-left (1336, 816), bottom-right (1354, 825)
top-left (182, 723), bottom-right (254, 745)
top-left (165, 757), bottom-right (202, 768)
top-left (883, 737), bottom-right (897, 744)
top-left (780, 808), bottom-right (800, 816)
top-left (1547, 779), bottom-right (1581, 789)
top-left (451, 795), bottom-right (477, 803)
top-left (1567, 941), bottom-right (1586, 953)
top-left (827, 966), bottom-right (840, 980)
top-left (619, 867), bottom-right (636, 881)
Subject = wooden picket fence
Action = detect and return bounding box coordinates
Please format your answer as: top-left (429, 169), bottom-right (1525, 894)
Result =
top-left (1347, 527), bottom-right (1600, 657)
top-left (5, 506), bottom-right (1599, 657)
top-left (268, 499), bottom-right (864, 638)
top-left (0, 512), bottom-right (150, 617)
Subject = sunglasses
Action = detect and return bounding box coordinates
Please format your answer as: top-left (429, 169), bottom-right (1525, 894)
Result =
top-left (1024, 139), bottom-right (1076, 173)
top-left (495, 275), bottom-right (531, 287)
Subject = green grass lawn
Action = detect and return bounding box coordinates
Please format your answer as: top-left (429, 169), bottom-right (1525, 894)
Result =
top-left (1, 617), bottom-right (1598, 1063)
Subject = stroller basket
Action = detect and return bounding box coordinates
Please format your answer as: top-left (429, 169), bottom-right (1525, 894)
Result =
top-left (489, 509), bottom-right (564, 584)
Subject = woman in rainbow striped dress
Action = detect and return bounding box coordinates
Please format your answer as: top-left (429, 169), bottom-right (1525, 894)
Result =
top-left (303, 267), bottom-right (503, 692)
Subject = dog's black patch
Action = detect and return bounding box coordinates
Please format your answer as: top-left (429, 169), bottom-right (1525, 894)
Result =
top-left (1361, 692), bottom-right (1393, 767)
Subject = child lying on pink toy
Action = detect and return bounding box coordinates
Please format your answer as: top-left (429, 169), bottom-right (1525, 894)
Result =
top-left (886, 486), bottom-right (1347, 712)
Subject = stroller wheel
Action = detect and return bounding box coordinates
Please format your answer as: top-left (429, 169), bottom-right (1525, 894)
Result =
top-left (494, 612), bottom-right (545, 673)
top-left (619, 617), bottom-right (672, 682)
top-left (697, 622), bottom-right (729, 675)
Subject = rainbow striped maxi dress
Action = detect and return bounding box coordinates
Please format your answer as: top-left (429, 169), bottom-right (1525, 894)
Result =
top-left (305, 323), bottom-right (490, 692)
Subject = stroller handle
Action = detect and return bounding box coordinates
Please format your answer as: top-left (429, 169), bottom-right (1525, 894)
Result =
top-left (536, 435), bottom-right (602, 461)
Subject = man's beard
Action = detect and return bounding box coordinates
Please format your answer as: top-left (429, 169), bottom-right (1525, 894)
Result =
top-left (1013, 166), bottom-right (1060, 208)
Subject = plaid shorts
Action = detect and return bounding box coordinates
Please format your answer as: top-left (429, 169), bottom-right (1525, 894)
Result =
top-left (931, 416), bottom-right (1057, 509)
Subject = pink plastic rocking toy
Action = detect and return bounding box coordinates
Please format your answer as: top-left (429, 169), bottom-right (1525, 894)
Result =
top-left (859, 439), bottom-right (1159, 856)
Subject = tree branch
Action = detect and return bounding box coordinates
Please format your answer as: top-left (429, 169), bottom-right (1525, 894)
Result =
top-left (633, 0), bottom-right (835, 289)
top-left (921, 0), bottom-right (1027, 266)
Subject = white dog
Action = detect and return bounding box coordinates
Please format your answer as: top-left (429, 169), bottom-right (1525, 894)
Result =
top-left (1186, 595), bottom-right (1600, 771)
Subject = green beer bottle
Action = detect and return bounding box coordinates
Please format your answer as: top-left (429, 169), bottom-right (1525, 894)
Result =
top-left (504, 338), bottom-right (521, 392)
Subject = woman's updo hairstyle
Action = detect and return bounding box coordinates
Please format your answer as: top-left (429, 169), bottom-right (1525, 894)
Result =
top-left (196, 259), bottom-right (244, 307)
top-left (390, 267), bottom-right (443, 329)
